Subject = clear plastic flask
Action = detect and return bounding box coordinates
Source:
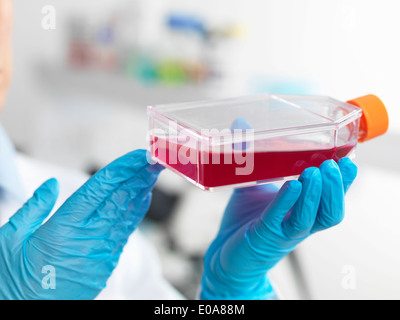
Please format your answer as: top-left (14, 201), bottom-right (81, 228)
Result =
top-left (148, 94), bottom-right (389, 191)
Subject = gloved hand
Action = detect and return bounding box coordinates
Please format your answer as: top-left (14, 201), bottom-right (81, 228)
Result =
top-left (201, 158), bottom-right (357, 300)
top-left (0, 149), bottom-right (163, 300)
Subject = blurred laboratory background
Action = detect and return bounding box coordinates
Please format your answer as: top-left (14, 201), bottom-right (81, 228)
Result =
top-left (1, 0), bottom-right (400, 299)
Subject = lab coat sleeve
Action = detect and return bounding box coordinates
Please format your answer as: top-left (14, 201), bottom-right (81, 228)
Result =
top-left (96, 230), bottom-right (185, 300)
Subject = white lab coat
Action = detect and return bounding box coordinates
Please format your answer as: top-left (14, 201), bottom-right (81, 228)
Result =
top-left (9, 153), bottom-right (184, 300)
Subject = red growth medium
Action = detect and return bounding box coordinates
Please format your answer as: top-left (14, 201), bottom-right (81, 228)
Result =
top-left (152, 137), bottom-right (356, 189)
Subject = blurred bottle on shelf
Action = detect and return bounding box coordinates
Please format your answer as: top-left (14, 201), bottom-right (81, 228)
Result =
top-left (94, 17), bottom-right (118, 72)
top-left (67, 16), bottom-right (95, 69)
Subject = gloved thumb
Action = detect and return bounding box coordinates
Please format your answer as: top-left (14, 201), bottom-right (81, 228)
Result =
top-left (8, 178), bottom-right (59, 236)
top-left (231, 118), bottom-right (253, 151)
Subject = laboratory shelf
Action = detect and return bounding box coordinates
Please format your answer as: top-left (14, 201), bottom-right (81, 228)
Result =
top-left (34, 63), bottom-right (216, 107)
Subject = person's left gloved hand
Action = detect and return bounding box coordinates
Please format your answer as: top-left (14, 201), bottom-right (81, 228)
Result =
top-left (0, 149), bottom-right (162, 300)
top-left (201, 158), bottom-right (357, 300)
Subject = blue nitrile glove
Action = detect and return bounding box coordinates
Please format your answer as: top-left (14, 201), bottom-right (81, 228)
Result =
top-left (201, 157), bottom-right (357, 300)
top-left (0, 149), bottom-right (163, 300)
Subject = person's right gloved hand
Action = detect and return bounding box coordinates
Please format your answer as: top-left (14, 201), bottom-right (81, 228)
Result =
top-left (0, 149), bottom-right (162, 300)
top-left (201, 158), bottom-right (357, 300)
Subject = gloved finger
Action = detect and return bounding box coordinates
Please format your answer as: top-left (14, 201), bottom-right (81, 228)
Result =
top-left (337, 157), bottom-right (358, 194)
top-left (8, 178), bottom-right (59, 235)
top-left (47, 190), bottom-right (154, 261)
top-left (231, 118), bottom-right (253, 131)
top-left (109, 192), bottom-right (153, 256)
top-left (231, 118), bottom-right (253, 151)
top-left (254, 180), bottom-right (302, 233)
top-left (67, 190), bottom-right (154, 260)
top-left (57, 149), bottom-right (162, 222)
top-left (87, 172), bottom-right (158, 233)
top-left (128, 191), bottom-right (153, 227)
top-left (311, 160), bottom-right (345, 233)
top-left (282, 167), bottom-right (322, 240)
top-left (36, 177), bottom-right (156, 254)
